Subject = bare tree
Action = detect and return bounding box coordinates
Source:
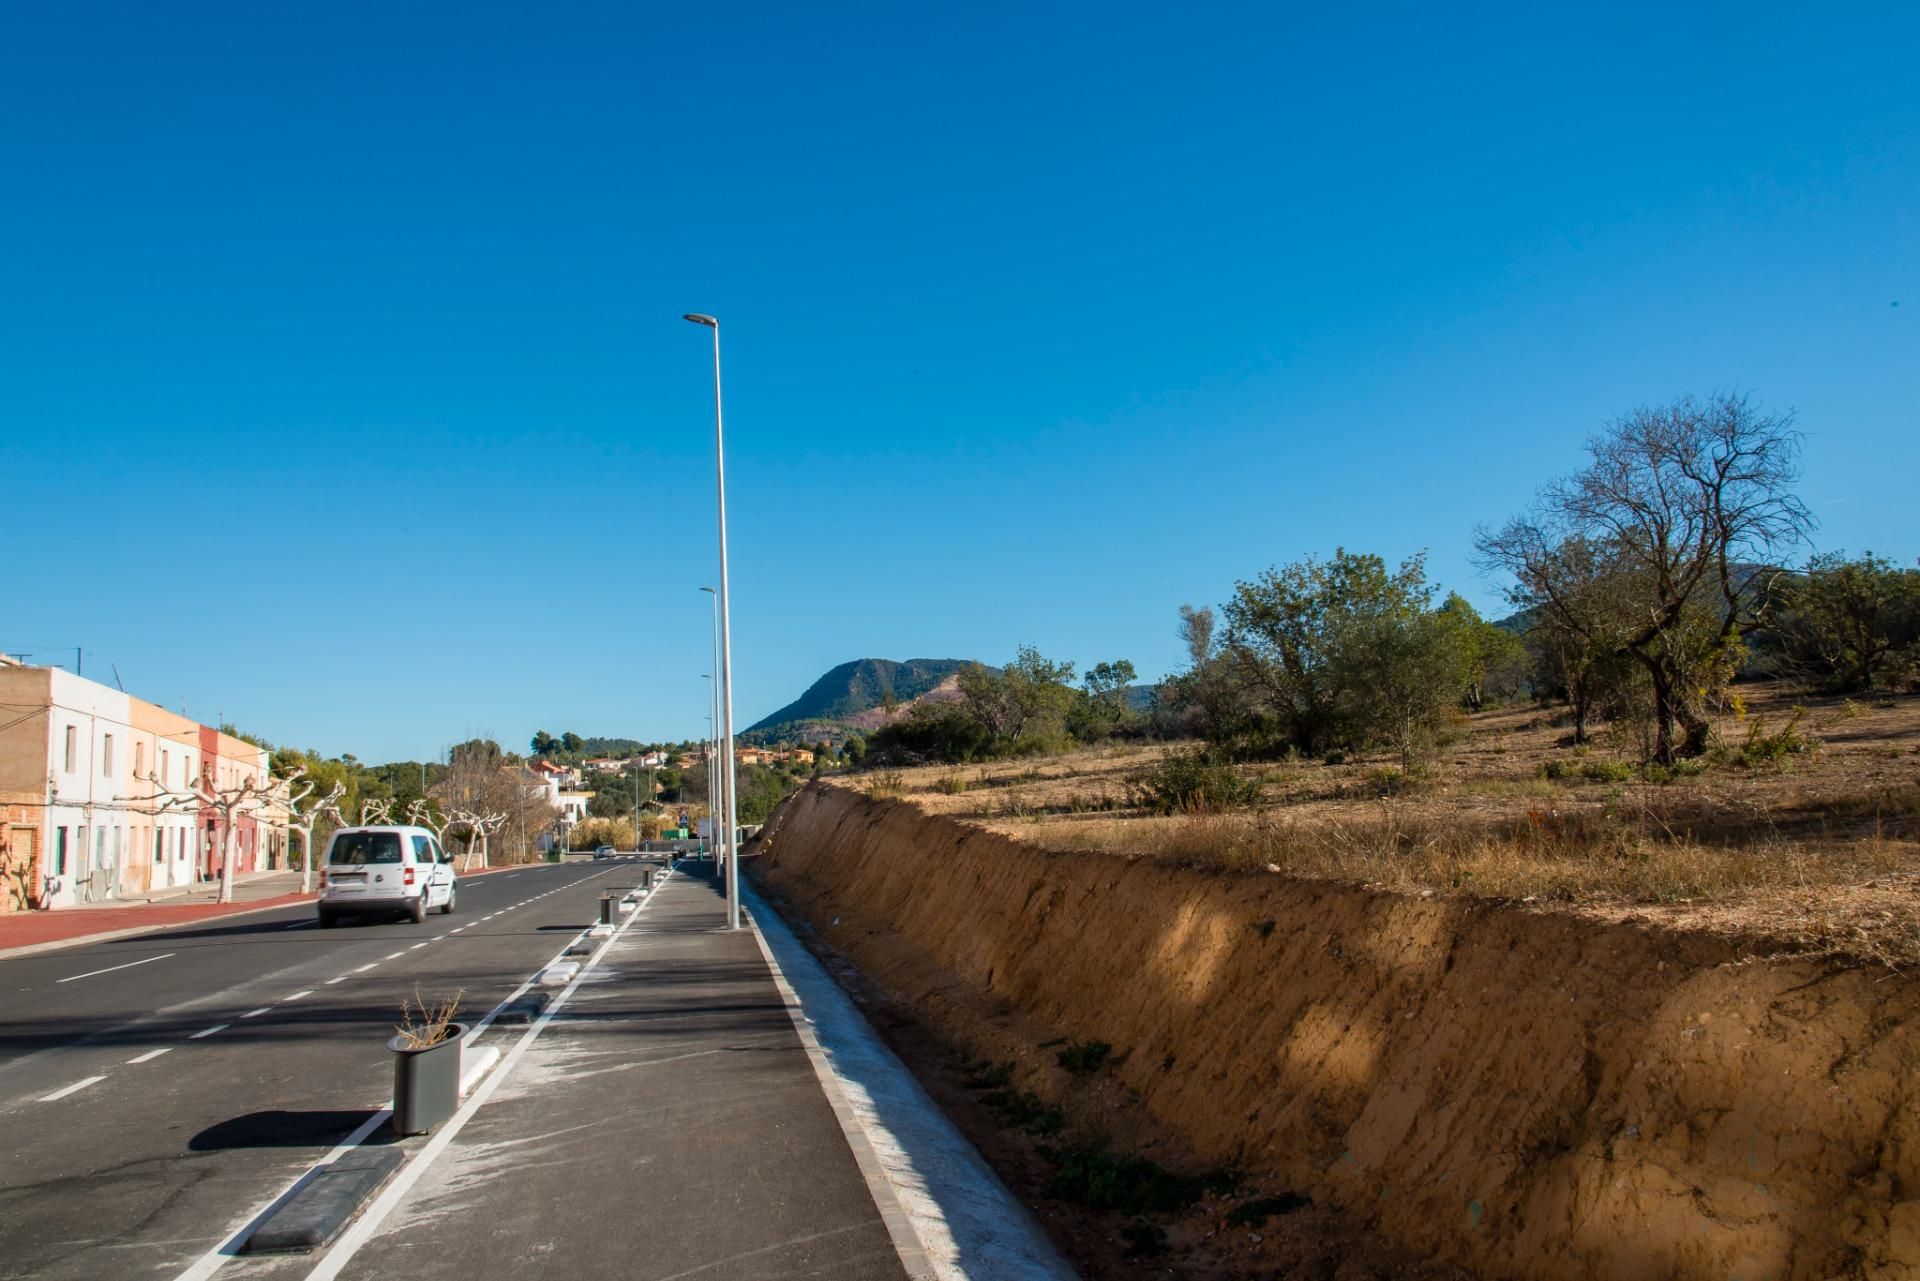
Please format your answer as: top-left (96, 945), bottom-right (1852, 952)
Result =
top-left (359, 796), bottom-right (396, 826)
top-left (265, 769), bottom-right (345, 894)
top-left (139, 767), bottom-right (276, 905)
top-left (1479, 393), bottom-right (1813, 762)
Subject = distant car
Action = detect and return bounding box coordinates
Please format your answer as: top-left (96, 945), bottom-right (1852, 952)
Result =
top-left (318, 825), bottom-right (456, 926)
top-left (594, 844), bottom-right (616, 859)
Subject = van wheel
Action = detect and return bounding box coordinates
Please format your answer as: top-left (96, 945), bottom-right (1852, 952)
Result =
top-left (409, 896), bottom-right (427, 925)
top-left (439, 886), bottom-right (456, 916)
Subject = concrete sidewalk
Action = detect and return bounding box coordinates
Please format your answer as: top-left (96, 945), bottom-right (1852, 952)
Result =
top-left (323, 862), bottom-right (918, 1281)
top-left (74, 868), bottom-right (307, 908)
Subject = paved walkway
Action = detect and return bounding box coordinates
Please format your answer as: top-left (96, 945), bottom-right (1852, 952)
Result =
top-left (321, 862), bottom-right (919, 1281)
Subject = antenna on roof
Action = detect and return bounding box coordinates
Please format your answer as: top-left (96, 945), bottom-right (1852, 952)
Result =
top-left (111, 664), bottom-right (126, 692)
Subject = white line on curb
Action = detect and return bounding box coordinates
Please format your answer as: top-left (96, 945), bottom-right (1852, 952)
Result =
top-left (41, 1075), bottom-right (106, 1101)
top-left (56, 953), bottom-right (175, 983)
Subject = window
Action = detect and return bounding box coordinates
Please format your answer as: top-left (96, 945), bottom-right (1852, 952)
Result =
top-left (102, 734), bottom-right (113, 777)
top-left (64, 726), bottom-right (76, 772)
top-left (329, 831), bottom-right (402, 865)
top-left (411, 835), bottom-right (433, 863)
top-left (55, 827), bottom-right (67, 877)
top-left (154, 828), bottom-right (162, 863)
top-left (135, 742), bottom-right (145, 779)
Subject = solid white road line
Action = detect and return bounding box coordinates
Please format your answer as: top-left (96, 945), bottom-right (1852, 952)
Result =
top-left (126, 1048), bottom-right (173, 1064)
top-left (56, 953), bottom-right (175, 984)
top-left (41, 1075), bottom-right (106, 1101)
top-left (189, 1024), bottom-right (228, 1039)
top-left (239, 1008), bottom-right (270, 1019)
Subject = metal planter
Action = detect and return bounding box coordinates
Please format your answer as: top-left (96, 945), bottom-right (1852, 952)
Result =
top-left (388, 1023), bottom-right (466, 1136)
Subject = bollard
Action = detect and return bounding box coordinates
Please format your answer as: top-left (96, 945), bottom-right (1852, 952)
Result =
top-left (599, 892), bottom-right (615, 926)
top-left (640, 868), bottom-right (654, 891)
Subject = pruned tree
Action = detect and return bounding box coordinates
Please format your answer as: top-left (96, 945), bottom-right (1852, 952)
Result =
top-left (139, 766), bottom-right (276, 905)
top-left (359, 796), bottom-right (396, 826)
top-left (1478, 393), bottom-right (1812, 762)
top-left (446, 810), bottom-right (507, 869)
top-left (405, 798), bottom-right (447, 842)
top-left (266, 768), bottom-right (346, 894)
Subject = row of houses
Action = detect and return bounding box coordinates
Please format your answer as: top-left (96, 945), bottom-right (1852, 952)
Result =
top-left (0, 655), bottom-right (288, 912)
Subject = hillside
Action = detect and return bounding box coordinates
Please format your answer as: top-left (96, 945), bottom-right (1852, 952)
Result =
top-left (743, 658), bottom-right (974, 741)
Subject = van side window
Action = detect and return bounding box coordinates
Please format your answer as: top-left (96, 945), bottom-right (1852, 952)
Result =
top-left (330, 832), bottom-right (402, 865)
top-left (411, 836), bottom-right (433, 863)
top-left (431, 838), bottom-right (448, 864)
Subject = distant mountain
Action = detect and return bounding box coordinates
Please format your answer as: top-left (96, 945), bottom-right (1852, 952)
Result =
top-left (743, 658), bottom-right (975, 741)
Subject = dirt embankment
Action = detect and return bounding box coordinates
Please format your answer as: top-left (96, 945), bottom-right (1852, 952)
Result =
top-left (754, 782), bottom-right (1920, 1280)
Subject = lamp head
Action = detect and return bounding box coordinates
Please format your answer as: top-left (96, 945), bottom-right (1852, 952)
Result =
top-left (683, 313), bottom-right (718, 328)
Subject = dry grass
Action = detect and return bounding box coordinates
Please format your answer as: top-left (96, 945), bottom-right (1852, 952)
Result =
top-left (829, 683), bottom-right (1920, 964)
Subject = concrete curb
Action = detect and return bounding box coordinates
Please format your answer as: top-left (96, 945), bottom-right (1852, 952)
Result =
top-left (0, 897), bottom-right (316, 962)
top-left (240, 1146), bottom-right (406, 1255)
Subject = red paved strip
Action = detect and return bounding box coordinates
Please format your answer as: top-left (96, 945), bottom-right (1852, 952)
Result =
top-left (0, 893), bottom-right (318, 952)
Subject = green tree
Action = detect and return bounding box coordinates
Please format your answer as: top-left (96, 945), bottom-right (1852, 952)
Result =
top-left (955, 645), bottom-right (1077, 754)
top-left (530, 730), bottom-right (557, 756)
top-left (1773, 552), bottom-right (1920, 692)
top-left (1433, 594), bottom-right (1528, 709)
top-left (1219, 549), bottom-right (1434, 755)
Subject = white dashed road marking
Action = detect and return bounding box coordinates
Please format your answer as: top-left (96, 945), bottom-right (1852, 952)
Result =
top-left (240, 1008), bottom-right (271, 1019)
top-left (127, 1048), bottom-right (172, 1064)
top-left (190, 1024), bottom-right (228, 1039)
top-left (41, 1075), bottom-right (106, 1102)
top-left (284, 990), bottom-right (313, 1002)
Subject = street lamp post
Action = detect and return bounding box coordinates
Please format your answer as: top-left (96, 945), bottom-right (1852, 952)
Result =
top-left (685, 314), bottom-right (740, 929)
top-left (699, 585), bottom-right (724, 868)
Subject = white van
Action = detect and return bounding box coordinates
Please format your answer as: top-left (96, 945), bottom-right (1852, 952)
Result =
top-left (318, 826), bottom-right (457, 926)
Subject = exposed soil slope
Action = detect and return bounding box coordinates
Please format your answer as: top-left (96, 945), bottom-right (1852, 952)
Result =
top-left (754, 783), bottom-right (1920, 1281)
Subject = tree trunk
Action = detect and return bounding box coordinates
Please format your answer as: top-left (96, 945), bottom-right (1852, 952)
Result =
top-left (216, 819), bottom-right (234, 905)
top-left (299, 824), bottom-right (314, 894)
top-left (1646, 660), bottom-right (1677, 766)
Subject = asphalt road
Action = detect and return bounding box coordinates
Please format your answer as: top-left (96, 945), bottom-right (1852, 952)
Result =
top-left (0, 859), bottom-right (658, 1280)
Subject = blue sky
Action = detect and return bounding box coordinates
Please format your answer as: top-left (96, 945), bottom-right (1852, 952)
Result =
top-left (2, 2), bottom-right (1914, 763)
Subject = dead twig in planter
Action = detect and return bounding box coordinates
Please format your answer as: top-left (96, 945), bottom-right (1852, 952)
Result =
top-left (394, 985), bottom-right (464, 1049)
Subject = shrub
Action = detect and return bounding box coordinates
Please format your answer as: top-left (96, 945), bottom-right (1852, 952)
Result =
top-left (1322, 749), bottom-right (1346, 766)
top-left (864, 770), bottom-right (906, 799)
top-left (1226, 1193), bottom-right (1312, 1227)
top-left (982, 1088), bottom-right (1065, 1136)
top-left (1719, 707), bottom-right (1819, 768)
top-left (1056, 1040), bottom-right (1112, 1075)
top-left (1042, 1145), bottom-right (1236, 1215)
top-left (934, 771), bottom-right (969, 795)
top-left (1127, 751), bottom-right (1260, 815)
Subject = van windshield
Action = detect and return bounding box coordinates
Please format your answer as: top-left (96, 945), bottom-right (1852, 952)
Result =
top-left (330, 832), bottom-right (402, 865)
